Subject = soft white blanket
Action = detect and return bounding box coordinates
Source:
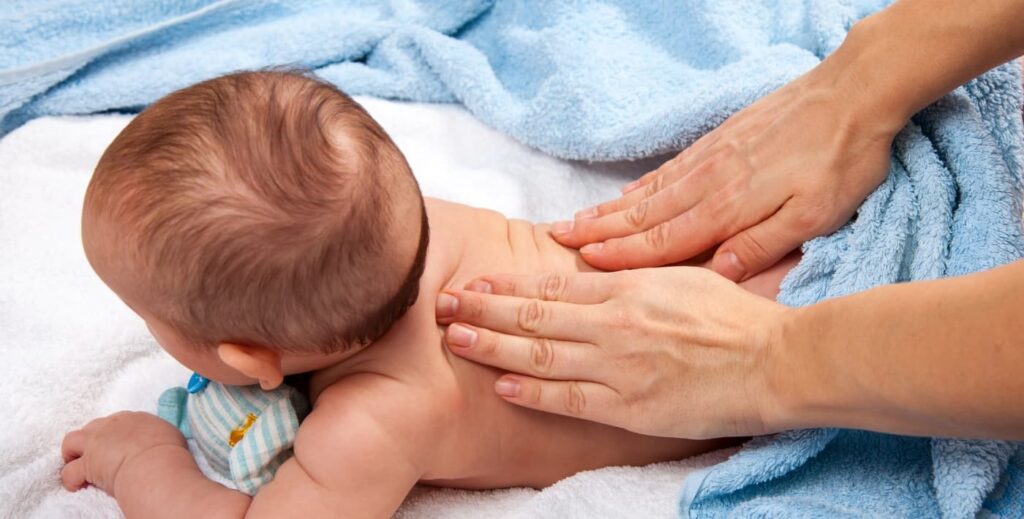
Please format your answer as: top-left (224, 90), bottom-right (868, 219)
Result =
top-left (0, 98), bottom-right (728, 519)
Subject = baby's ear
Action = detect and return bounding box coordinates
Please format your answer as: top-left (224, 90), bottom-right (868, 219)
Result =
top-left (217, 342), bottom-right (284, 390)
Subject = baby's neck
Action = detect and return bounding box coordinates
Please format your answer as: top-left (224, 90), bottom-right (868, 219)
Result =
top-left (305, 198), bottom-right (587, 402)
top-left (426, 198), bottom-right (596, 289)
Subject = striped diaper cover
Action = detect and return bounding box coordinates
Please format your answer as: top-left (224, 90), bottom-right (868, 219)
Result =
top-left (157, 373), bottom-right (310, 495)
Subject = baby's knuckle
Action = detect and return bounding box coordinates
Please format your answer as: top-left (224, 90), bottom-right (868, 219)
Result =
top-left (539, 274), bottom-right (568, 301)
top-left (516, 299), bottom-right (547, 332)
top-left (563, 382), bottom-right (587, 416)
top-left (529, 338), bottom-right (556, 376)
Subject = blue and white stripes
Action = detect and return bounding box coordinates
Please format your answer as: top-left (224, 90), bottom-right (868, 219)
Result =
top-left (159, 380), bottom-right (309, 495)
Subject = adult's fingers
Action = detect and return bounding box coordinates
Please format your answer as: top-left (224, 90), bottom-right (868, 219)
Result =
top-left (492, 375), bottom-right (627, 426)
top-left (577, 175), bottom-right (658, 220)
top-left (436, 290), bottom-right (594, 342)
top-left (61, 430), bottom-right (85, 463)
top-left (711, 202), bottom-right (820, 282)
top-left (444, 324), bottom-right (603, 381)
top-left (462, 272), bottom-right (617, 303)
top-left (60, 458), bottom-right (88, 491)
top-left (578, 141), bottom-right (714, 220)
top-left (581, 171), bottom-right (788, 270)
top-left (558, 164), bottom-right (718, 248)
top-left (576, 207), bottom-right (718, 270)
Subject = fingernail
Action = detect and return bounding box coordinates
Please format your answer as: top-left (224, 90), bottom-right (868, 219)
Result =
top-left (447, 324), bottom-right (477, 348)
top-left (551, 220), bottom-right (574, 236)
top-left (622, 180), bottom-right (640, 193)
top-left (714, 251), bottom-right (747, 281)
top-left (436, 293), bottom-right (459, 317)
top-left (574, 206), bottom-right (598, 219)
top-left (495, 378), bottom-right (521, 397)
top-left (580, 242), bottom-right (604, 254)
top-left (466, 281), bottom-right (492, 293)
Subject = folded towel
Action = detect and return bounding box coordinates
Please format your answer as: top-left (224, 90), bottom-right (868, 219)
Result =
top-left (2, 0), bottom-right (883, 160)
top-left (3, 2), bottom-right (1023, 517)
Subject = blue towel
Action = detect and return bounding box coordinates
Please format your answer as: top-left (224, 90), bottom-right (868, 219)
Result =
top-left (3, 1), bottom-right (1022, 517)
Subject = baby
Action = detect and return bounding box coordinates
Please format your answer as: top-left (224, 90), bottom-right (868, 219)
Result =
top-left (60, 71), bottom-right (793, 517)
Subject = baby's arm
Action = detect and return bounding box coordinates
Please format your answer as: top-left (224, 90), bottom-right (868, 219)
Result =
top-left (61, 411), bottom-right (250, 517)
top-left (62, 380), bottom-right (430, 518)
top-left (249, 392), bottom-right (424, 517)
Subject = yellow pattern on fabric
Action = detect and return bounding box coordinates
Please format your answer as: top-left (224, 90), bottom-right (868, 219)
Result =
top-left (229, 412), bottom-right (258, 447)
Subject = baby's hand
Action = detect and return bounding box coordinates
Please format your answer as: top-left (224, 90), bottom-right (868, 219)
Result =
top-left (60, 411), bottom-right (186, 495)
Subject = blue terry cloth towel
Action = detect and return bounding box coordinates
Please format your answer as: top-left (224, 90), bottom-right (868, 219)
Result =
top-left (3, 1), bottom-right (1023, 517)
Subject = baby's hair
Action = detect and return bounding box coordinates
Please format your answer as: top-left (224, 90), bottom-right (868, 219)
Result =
top-left (84, 70), bottom-right (428, 353)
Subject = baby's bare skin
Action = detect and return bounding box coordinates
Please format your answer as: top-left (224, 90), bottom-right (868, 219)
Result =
top-left (65, 197), bottom-right (795, 518)
top-left (305, 198), bottom-right (792, 494)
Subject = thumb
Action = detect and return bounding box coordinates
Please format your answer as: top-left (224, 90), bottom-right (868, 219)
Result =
top-left (712, 206), bottom-right (810, 282)
top-left (61, 458), bottom-right (88, 491)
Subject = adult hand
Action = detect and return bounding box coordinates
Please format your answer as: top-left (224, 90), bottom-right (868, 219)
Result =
top-left (551, 58), bottom-right (901, 281)
top-left (435, 268), bottom-right (795, 439)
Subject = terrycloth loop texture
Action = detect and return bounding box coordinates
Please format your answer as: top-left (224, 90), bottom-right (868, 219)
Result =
top-left (157, 379), bottom-right (309, 495)
top-left (2, 1), bottom-right (1023, 517)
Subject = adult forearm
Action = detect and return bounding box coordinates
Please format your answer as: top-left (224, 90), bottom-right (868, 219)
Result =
top-left (822, 0), bottom-right (1024, 132)
top-left (778, 259), bottom-right (1024, 440)
top-left (114, 444), bottom-right (250, 519)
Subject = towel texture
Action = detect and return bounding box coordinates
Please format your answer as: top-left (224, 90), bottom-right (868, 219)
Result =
top-left (3, 1), bottom-right (1024, 517)
top-left (2, 0), bottom-right (892, 159)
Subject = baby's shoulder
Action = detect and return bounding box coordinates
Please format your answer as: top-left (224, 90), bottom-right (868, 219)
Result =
top-left (286, 374), bottom-right (448, 483)
top-left (298, 373), bottom-right (455, 454)
top-left (281, 375), bottom-right (440, 503)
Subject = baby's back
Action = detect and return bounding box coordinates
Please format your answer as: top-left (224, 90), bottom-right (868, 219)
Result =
top-left (309, 199), bottom-right (729, 490)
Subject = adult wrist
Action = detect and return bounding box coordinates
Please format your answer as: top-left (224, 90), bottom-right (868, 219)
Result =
top-left (813, 13), bottom-right (918, 140)
top-left (762, 302), bottom-right (842, 433)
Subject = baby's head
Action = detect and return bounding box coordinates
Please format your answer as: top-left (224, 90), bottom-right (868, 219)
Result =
top-left (83, 71), bottom-right (428, 387)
